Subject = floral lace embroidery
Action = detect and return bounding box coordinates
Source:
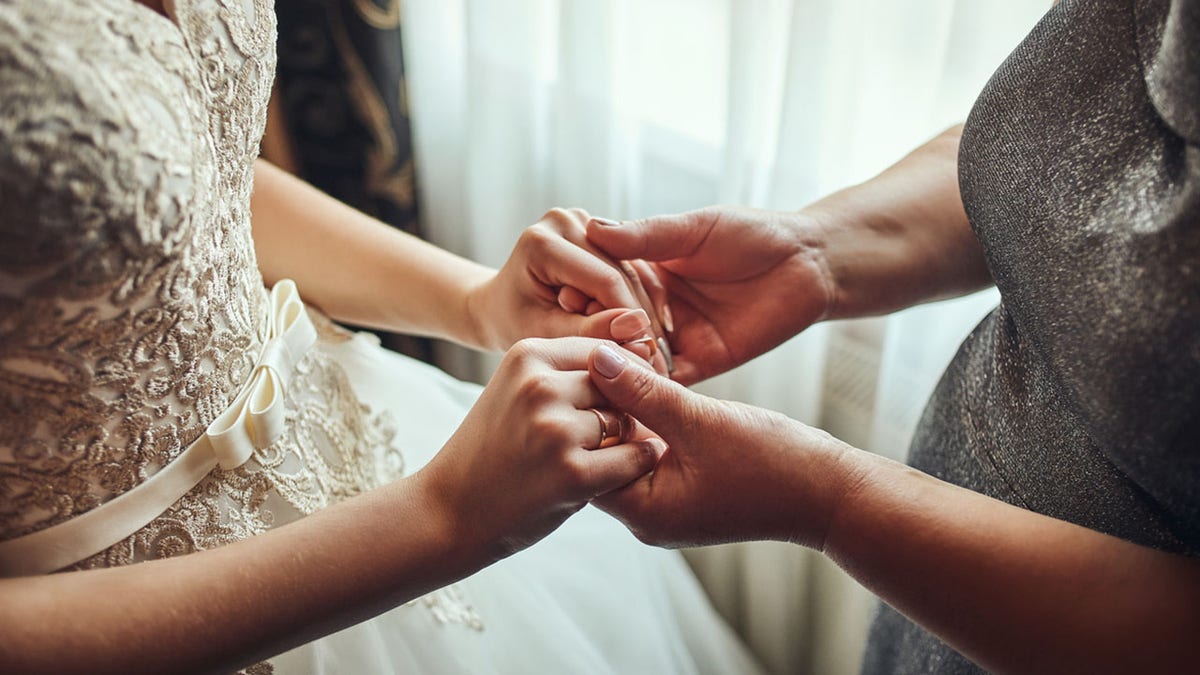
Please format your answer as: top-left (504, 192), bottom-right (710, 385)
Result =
top-left (0, 0), bottom-right (480, 650)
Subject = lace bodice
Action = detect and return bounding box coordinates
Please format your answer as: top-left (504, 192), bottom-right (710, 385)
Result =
top-left (0, 0), bottom-right (402, 570)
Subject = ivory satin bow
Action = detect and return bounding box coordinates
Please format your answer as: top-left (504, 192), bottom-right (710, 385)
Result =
top-left (206, 279), bottom-right (317, 469)
top-left (0, 280), bottom-right (317, 577)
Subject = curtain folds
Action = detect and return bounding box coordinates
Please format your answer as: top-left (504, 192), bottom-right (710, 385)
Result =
top-left (269, 0), bottom-right (434, 361)
top-left (401, 1), bottom-right (1049, 672)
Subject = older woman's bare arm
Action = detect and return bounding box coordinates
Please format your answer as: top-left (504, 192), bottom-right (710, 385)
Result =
top-left (588, 350), bottom-right (1200, 675)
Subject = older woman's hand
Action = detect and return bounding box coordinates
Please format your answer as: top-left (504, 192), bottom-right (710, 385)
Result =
top-left (585, 207), bottom-right (833, 385)
top-left (584, 342), bottom-right (858, 549)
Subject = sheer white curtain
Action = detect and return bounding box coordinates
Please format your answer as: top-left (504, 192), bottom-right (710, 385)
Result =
top-left (401, 1), bottom-right (1047, 672)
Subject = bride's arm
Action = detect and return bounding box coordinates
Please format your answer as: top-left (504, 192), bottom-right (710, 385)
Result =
top-left (1, 473), bottom-right (467, 673)
top-left (250, 159), bottom-right (493, 346)
top-left (0, 339), bottom-right (658, 674)
top-left (250, 160), bottom-right (649, 351)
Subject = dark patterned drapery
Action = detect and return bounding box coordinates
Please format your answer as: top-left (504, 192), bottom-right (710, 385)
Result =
top-left (268, 0), bottom-right (432, 362)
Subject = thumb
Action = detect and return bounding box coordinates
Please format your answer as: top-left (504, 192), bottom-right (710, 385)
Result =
top-left (586, 211), bottom-right (711, 262)
top-left (588, 343), bottom-right (696, 439)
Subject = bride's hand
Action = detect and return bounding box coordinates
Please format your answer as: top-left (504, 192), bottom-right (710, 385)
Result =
top-left (414, 337), bottom-right (665, 563)
top-left (465, 209), bottom-right (666, 369)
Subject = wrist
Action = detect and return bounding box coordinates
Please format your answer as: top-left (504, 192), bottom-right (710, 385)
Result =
top-left (406, 462), bottom-right (494, 575)
top-left (777, 419), bottom-right (875, 551)
top-left (786, 207), bottom-right (841, 324)
top-left (814, 446), bottom-right (903, 562)
top-left (458, 267), bottom-right (500, 351)
top-left (799, 191), bottom-right (922, 321)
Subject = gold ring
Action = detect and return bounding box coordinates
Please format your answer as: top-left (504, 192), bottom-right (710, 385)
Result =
top-left (588, 408), bottom-right (623, 449)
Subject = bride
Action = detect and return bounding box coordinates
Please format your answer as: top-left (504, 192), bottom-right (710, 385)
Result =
top-left (0, 1), bottom-right (760, 672)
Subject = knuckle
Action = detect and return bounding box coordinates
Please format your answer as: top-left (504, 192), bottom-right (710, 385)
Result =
top-left (516, 370), bottom-right (557, 403)
top-left (508, 337), bottom-right (546, 364)
top-left (633, 440), bottom-right (658, 471)
top-left (529, 411), bottom-right (569, 444)
top-left (539, 208), bottom-right (573, 231)
top-left (519, 224), bottom-right (555, 251)
top-left (566, 208), bottom-right (591, 229)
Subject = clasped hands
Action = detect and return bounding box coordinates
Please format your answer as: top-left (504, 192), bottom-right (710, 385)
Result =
top-left (423, 206), bottom-right (857, 564)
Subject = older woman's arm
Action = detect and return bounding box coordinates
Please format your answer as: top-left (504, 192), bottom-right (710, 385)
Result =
top-left (587, 350), bottom-right (1200, 674)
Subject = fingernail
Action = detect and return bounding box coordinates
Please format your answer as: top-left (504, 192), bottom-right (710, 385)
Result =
top-left (610, 309), bottom-right (651, 341)
top-left (644, 437), bottom-right (668, 461)
top-left (624, 338), bottom-right (655, 365)
top-left (591, 217), bottom-right (622, 227)
top-left (660, 303), bottom-right (674, 333)
top-left (594, 344), bottom-right (628, 379)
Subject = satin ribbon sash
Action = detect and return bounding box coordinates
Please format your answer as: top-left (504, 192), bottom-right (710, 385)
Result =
top-left (0, 280), bottom-right (317, 577)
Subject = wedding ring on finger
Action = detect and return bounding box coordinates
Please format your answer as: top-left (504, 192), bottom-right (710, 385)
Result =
top-left (587, 408), bottom-right (628, 449)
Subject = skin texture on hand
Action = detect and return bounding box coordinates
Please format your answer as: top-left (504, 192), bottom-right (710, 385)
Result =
top-left (0, 338), bottom-right (663, 675)
top-left (581, 127), bottom-right (993, 385)
top-left (250, 166), bottom-right (661, 355)
top-left (464, 208), bottom-right (665, 357)
top-left (585, 343), bottom-right (1200, 674)
top-left (586, 207), bottom-right (833, 385)
top-left (586, 344), bottom-right (854, 548)
top-left (421, 337), bottom-right (663, 562)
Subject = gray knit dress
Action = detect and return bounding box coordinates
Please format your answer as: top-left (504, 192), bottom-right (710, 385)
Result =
top-left (861, 0), bottom-right (1200, 672)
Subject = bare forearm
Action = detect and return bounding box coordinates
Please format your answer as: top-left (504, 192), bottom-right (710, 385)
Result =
top-left (249, 159), bottom-right (492, 346)
top-left (0, 473), bottom-right (478, 674)
top-left (805, 125), bottom-right (993, 320)
top-left (823, 451), bottom-right (1200, 673)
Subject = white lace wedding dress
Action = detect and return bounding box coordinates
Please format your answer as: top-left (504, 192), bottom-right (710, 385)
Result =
top-left (0, 1), bottom-right (761, 672)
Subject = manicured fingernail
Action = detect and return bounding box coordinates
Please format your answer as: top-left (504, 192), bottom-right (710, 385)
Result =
top-left (623, 337), bottom-right (655, 365)
top-left (594, 344), bottom-right (628, 379)
top-left (660, 303), bottom-right (674, 333)
top-left (592, 217), bottom-right (622, 227)
top-left (610, 309), bottom-right (651, 341)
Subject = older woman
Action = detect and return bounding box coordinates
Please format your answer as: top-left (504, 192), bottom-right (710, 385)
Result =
top-left (582, 0), bottom-right (1200, 671)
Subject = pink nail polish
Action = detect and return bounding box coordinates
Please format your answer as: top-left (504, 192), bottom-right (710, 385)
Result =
top-left (594, 345), bottom-right (628, 379)
top-left (610, 309), bottom-right (651, 341)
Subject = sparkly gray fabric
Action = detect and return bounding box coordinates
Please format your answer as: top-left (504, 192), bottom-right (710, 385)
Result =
top-left (861, 0), bottom-right (1200, 672)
